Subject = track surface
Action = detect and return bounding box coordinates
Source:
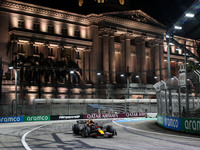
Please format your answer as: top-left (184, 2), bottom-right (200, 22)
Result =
top-left (0, 119), bottom-right (200, 150)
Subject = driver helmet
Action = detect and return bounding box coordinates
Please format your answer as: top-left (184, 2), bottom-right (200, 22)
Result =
top-left (89, 118), bottom-right (94, 124)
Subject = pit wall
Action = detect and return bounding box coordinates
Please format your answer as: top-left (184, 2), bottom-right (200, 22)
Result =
top-left (157, 115), bottom-right (200, 134)
top-left (0, 112), bottom-right (152, 123)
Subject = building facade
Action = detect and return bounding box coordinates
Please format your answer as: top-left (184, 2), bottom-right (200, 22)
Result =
top-left (0, 0), bottom-right (199, 105)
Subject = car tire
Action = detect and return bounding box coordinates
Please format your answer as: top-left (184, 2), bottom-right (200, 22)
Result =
top-left (73, 124), bottom-right (80, 134)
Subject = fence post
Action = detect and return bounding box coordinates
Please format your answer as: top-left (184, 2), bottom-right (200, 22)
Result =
top-left (33, 101), bottom-right (36, 115)
top-left (68, 99), bottom-right (70, 115)
top-left (149, 99), bottom-right (151, 113)
top-left (174, 77), bottom-right (181, 117)
top-left (50, 100), bottom-right (52, 115)
top-left (125, 99), bottom-right (127, 113)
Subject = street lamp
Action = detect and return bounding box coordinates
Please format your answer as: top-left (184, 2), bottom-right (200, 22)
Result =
top-left (166, 37), bottom-right (172, 116)
top-left (9, 66), bottom-right (18, 116)
top-left (120, 67), bottom-right (131, 99)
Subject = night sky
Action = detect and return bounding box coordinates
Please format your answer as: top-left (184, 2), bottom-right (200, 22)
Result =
top-left (16, 0), bottom-right (199, 39)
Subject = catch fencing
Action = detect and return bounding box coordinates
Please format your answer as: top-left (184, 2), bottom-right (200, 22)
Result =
top-left (154, 71), bottom-right (200, 118)
top-left (0, 99), bottom-right (157, 116)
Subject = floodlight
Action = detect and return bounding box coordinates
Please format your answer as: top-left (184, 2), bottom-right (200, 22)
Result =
top-left (185, 13), bottom-right (195, 18)
top-left (174, 26), bottom-right (182, 30)
top-left (70, 70), bottom-right (74, 74)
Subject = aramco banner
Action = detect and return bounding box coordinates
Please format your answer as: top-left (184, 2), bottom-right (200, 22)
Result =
top-left (0, 116), bottom-right (23, 123)
top-left (157, 115), bottom-right (164, 126)
top-left (24, 115), bottom-right (50, 122)
top-left (181, 118), bottom-right (200, 134)
top-left (163, 116), bottom-right (181, 131)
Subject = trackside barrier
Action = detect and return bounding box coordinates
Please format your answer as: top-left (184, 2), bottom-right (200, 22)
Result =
top-left (24, 115), bottom-right (50, 122)
top-left (0, 116), bottom-right (23, 123)
top-left (157, 115), bottom-right (200, 134)
top-left (83, 112), bottom-right (145, 119)
top-left (0, 112), bottom-right (154, 123)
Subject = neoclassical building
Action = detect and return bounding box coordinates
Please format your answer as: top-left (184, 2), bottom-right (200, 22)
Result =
top-left (0, 0), bottom-right (199, 104)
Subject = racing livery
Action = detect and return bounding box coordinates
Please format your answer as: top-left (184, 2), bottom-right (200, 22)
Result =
top-left (72, 119), bottom-right (117, 138)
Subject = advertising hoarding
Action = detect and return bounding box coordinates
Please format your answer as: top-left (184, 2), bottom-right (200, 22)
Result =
top-left (51, 115), bottom-right (83, 120)
top-left (24, 115), bottom-right (50, 122)
top-left (164, 116), bottom-right (181, 131)
top-left (157, 115), bottom-right (164, 126)
top-left (0, 116), bottom-right (23, 123)
top-left (181, 118), bottom-right (200, 134)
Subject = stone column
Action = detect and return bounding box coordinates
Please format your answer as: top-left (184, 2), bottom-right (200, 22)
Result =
top-left (140, 38), bottom-right (146, 83)
top-left (71, 47), bottom-right (76, 61)
top-left (109, 33), bottom-right (116, 83)
top-left (100, 28), bottom-right (112, 83)
top-left (102, 34), bottom-right (109, 83)
top-left (120, 34), bottom-right (126, 73)
top-left (26, 41), bottom-right (33, 57)
top-left (159, 43), bottom-right (165, 80)
top-left (83, 49), bottom-right (90, 83)
top-left (57, 46), bottom-right (62, 61)
top-left (125, 37), bottom-right (131, 71)
top-left (135, 37), bottom-right (146, 83)
top-left (91, 25), bottom-right (100, 83)
top-left (43, 43), bottom-right (49, 58)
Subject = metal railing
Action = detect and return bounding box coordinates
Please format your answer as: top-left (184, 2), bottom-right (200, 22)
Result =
top-left (154, 71), bottom-right (200, 118)
top-left (0, 99), bottom-right (157, 116)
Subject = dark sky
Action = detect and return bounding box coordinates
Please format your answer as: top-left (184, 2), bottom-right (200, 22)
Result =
top-left (16, 0), bottom-right (199, 39)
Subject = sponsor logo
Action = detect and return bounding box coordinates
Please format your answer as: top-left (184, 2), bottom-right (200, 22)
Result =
top-left (102, 113), bottom-right (118, 118)
top-left (157, 115), bottom-right (164, 126)
top-left (59, 115), bottom-right (80, 119)
top-left (86, 113), bottom-right (118, 119)
top-left (164, 117), bottom-right (181, 130)
top-left (24, 115), bottom-right (50, 122)
top-left (184, 119), bottom-right (200, 131)
top-left (126, 112), bottom-right (144, 117)
top-left (0, 116), bottom-right (23, 123)
top-left (164, 118), bottom-right (179, 128)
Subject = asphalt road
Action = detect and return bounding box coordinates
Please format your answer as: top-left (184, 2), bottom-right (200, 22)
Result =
top-left (0, 119), bottom-right (200, 150)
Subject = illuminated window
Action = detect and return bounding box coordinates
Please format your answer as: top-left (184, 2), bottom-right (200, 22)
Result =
top-left (48, 48), bottom-right (53, 56)
top-left (17, 44), bottom-right (24, 53)
top-left (62, 28), bottom-right (68, 35)
top-left (48, 25), bottom-right (54, 34)
top-left (33, 46), bottom-right (39, 55)
top-left (33, 23), bottom-right (40, 31)
top-left (18, 20), bottom-right (24, 28)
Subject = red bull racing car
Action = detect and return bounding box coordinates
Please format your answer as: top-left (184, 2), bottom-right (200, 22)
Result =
top-left (72, 119), bottom-right (117, 138)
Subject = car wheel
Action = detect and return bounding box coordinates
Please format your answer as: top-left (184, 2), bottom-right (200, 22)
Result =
top-left (73, 124), bottom-right (80, 134)
top-left (81, 129), bottom-right (88, 137)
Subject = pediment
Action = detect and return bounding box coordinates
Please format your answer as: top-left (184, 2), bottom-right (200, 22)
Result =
top-left (102, 10), bottom-right (165, 28)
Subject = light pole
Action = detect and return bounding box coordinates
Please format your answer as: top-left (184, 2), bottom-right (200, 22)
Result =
top-left (125, 67), bottom-right (131, 99)
top-left (183, 47), bottom-right (189, 115)
top-left (167, 38), bottom-right (172, 116)
top-left (9, 66), bottom-right (18, 116)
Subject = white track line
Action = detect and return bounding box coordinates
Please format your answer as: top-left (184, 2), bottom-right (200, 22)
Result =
top-left (21, 124), bottom-right (49, 150)
top-left (113, 119), bottom-right (200, 140)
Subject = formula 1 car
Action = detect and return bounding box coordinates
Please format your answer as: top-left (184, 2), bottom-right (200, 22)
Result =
top-left (72, 119), bottom-right (117, 138)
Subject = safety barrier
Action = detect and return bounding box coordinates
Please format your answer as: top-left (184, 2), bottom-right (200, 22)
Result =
top-left (157, 115), bottom-right (200, 134)
top-left (0, 112), bottom-right (148, 123)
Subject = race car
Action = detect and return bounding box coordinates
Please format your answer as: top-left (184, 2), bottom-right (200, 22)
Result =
top-left (72, 119), bottom-right (117, 138)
